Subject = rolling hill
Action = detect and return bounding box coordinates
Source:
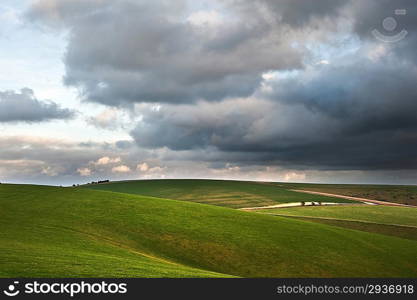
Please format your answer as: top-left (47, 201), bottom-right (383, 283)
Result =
top-left (277, 183), bottom-right (417, 206)
top-left (256, 206), bottom-right (417, 241)
top-left (1, 183), bottom-right (417, 277)
top-left (84, 179), bottom-right (356, 208)
top-left (260, 206), bottom-right (417, 227)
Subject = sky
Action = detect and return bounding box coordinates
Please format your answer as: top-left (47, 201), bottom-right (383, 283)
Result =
top-left (0, 0), bottom-right (417, 186)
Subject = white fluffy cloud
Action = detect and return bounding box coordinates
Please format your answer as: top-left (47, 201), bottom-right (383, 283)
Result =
top-left (137, 163), bottom-right (149, 172)
top-left (77, 167), bottom-right (92, 177)
top-left (94, 156), bottom-right (121, 166)
top-left (111, 165), bottom-right (131, 173)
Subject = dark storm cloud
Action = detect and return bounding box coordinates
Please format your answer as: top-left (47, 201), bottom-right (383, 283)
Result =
top-left (130, 99), bottom-right (332, 159)
top-left (0, 88), bottom-right (74, 123)
top-left (26, 0), bottom-right (354, 106)
top-left (115, 140), bottom-right (135, 150)
top-left (131, 50), bottom-right (417, 171)
top-left (61, 5), bottom-right (299, 105)
top-left (228, 0), bottom-right (348, 27)
top-left (26, 0), bottom-right (417, 173)
top-left (131, 103), bottom-right (417, 171)
top-left (268, 57), bottom-right (417, 134)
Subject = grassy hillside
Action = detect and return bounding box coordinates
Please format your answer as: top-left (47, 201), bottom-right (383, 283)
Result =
top-left (278, 183), bottom-right (417, 206)
top-left (257, 206), bottom-right (417, 241)
top-left (0, 185), bottom-right (226, 278)
top-left (258, 206), bottom-right (417, 227)
top-left (1, 184), bottom-right (417, 277)
top-left (84, 179), bottom-right (356, 208)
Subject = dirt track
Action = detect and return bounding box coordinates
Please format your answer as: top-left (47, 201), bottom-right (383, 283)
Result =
top-left (240, 201), bottom-right (360, 211)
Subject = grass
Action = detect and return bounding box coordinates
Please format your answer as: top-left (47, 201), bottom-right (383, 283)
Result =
top-left (259, 206), bottom-right (417, 227)
top-left (0, 185), bottom-right (225, 278)
top-left (1, 183), bottom-right (417, 277)
top-left (83, 179), bottom-right (357, 208)
top-left (277, 183), bottom-right (417, 206)
top-left (255, 205), bottom-right (417, 241)
top-left (277, 216), bottom-right (417, 241)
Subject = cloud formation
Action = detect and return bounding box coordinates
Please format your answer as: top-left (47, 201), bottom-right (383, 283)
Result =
top-left (14, 0), bottom-right (417, 183)
top-left (29, 0), bottom-right (342, 105)
top-left (0, 88), bottom-right (74, 123)
top-left (1, 134), bottom-right (416, 186)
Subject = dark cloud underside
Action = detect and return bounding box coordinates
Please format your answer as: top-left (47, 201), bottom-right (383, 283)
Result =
top-left (0, 88), bottom-right (74, 123)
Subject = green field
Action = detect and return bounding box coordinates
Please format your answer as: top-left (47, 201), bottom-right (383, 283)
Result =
top-left (1, 183), bottom-right (417, 277)
top-left (257, 206), bottom-right (417, 227)
top-left (256, 206), bottom-right (417, 241)
top-left (278, 183), bottom-right (417, 206)
top-left (84, 179), bottom-right (356, 208)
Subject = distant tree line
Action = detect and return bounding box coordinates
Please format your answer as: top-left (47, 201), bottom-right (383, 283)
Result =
top-left (72, 180), bottom-right (110, 187)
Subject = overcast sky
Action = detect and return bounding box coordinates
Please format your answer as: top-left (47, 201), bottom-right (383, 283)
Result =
top-left (1, 0), bottom-right (417, 186)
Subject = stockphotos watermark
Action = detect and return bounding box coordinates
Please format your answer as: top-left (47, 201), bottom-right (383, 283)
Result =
top-left (2, 280), bottom-right (127, 297)
top-left (372, 9), bottom-right (408, 42)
